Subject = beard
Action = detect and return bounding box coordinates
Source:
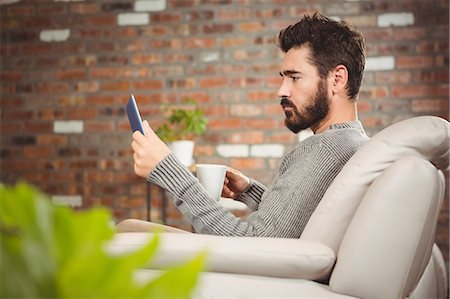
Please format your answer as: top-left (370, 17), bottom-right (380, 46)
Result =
top-left (280, 79), bottom-right (329, 133)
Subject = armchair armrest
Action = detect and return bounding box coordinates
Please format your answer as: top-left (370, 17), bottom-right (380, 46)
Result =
top-left (106, 232), bottom-right (335, 280)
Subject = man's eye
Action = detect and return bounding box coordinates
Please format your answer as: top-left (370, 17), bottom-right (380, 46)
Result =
top-left (292, 77), bottom-right (301, 82)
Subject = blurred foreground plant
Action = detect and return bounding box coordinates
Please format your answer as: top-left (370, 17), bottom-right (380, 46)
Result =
top-left (0, 183), bottom-right (205, 298)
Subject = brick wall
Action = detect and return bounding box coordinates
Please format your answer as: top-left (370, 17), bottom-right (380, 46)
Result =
top-left (0, 0), bottom-right (448, 262)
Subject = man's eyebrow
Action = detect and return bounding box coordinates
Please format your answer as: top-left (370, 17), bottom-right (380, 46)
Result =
top-left (279, 70), bottom-right (302, 77)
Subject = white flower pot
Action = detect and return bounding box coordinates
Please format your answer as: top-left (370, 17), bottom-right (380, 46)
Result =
top-left (168, 140), bottom-right (195, 167)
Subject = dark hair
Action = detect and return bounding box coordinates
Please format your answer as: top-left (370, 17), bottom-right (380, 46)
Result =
top-left (277, 13), bottom-right (366, 101)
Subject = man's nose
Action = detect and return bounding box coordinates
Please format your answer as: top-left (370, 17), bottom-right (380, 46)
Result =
top-left (277, 79), bottom-right (290, 98)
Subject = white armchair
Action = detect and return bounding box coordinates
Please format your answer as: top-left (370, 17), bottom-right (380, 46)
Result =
top-left (110, 116), bottom-right (449, 299)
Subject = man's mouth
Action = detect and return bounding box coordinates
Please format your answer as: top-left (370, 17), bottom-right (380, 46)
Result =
top-left (280, 97), bottom-right (294, 117)
top-left (282, 107), bottom-right (292, 117)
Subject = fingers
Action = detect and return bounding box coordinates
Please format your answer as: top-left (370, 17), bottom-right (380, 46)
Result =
top-left (221, 184), bottom-right (236, 199)
top-left (143, 120), bottom-right (151, 137)
top-left (132, 120), bottom-right (153, 143)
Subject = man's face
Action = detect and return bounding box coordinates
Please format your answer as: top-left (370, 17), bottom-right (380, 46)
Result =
top-left (277, 46), bottom-right (330, 133)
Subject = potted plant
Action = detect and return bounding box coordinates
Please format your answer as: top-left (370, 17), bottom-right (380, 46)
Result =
top-left (156, 99), bottom-right (207, 166)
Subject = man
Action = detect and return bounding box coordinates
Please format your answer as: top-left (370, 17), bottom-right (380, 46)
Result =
top-left (130, 13), bottom-right (369, 237)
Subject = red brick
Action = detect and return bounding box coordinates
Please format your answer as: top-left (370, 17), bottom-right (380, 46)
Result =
top-left (411, 99), bottom-right (449, 113)
top-left (101, 81), bottom-right (131, 92)
top-left (149, 65), bottom-right (183, 77)
top-left (83, 171), bottom-right (114, 183)
top-left (1, 71), bottom-right (22, 81)
top-left (392, 85), bottom-right (448, 98)
top-left (167, 78), bottom-right (196, 89)
top-left (230, 104), bottom-right (263, 116)
top-left (375, 71), bottom-right (412, 84)
top-left (24, 122), bottom-right (52, 133)
top-left (221, 37), bottom-right (248, 47)
top-left (86, 95), bottom-right (115, 105)
top-left (185, 10), bottom-right (214, 21)
top-left (6, 5), bottom-right (35, 16)
top-left (435, 55), bottom-right (447, 67)
top-left (242, 119), bottom-right (278, 129)
top-left (150, 39), bottom-right (182, 49)
top-left (360, 86), bottom-right (389, 99)
top-left (70, 2), bottom-right (99, 14)
top-left (122, 67), bottom-right (150, 78)
top-left (218, 9), bottom-right (252, 21)
top-left (204, 23), bottom-right (233, 34)
top-left (182, 92), bottom-right (211, 103)
top-left (231, 78), bottom-right (263, 88)
top-left (264, 103), bottom-right (282, 115)
top-left (397, 56), bottom-right (434, 69)
top-left (163, 53), bottom-right (194, 63)
top-left (394, 28), bottom-right (426, 41)
top-left (90, 67), bottom-right (122, 79)
top-left (0, 123), bottom-right (22, 133)
top-left (234, 49), bottom-right (267, 60)
top-left (86, 15), bottom-right (116, 26)
top-left (230, 158), bottom-right (265, 170)
top-left (238, 21), bottom-right (266, 32)
top-left (37, 159), bottom-right (66, 170)
top-left (35, 82), bottom-right (69, 94)
top-left (357, 101), bottom-right (372, 113)
top-left (38, 4), bottom-right (66, 16)
top-left (64, 55), bottom-right (97, 67)
top-left (132, 54), bottom-right (162, 65)
top-left (23, 146), bottom-right (53, 158)
top-left (416, 41), bottom-right (449, 53)
top-left (57, 95), bottom-right (85, 106)
top-left (133, 80), bottom-right (164, 90)
top-left (1, 18), bottom-right (21, 30)
top-left (199, 78), bottom-right (228, 89)
top-left (3, 109), bottom-right (33, 120)
top-left (151, 13), bottom-right (182, 23)
top-left (85, 121), bottom-right (114, 132)
top-left (413, 70), bottom-right (449, 83)
top-left (37, 135), bottom-right (68, 145)
top-left (208, 118), bottom-right (242, 129)
top-left (184, 37), bottom-right (216, 48)
top-left (194, 145), bottom-right (215, 156)
top-left (67, 108), bottom-right (97, 119)
top-left (248, 91), bottom-right (276, 101)
top-left (0, 97), bottom-right (23, 107)
top-left (267, 132), bottom-right (295, 143)
top-left (76, 82), bottom-right (100, 93)
top-left (227, 131), bottom-right (264, 143)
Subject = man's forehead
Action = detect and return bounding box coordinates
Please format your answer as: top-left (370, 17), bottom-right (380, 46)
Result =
top-left (280, 49), bottom-right (314, 72)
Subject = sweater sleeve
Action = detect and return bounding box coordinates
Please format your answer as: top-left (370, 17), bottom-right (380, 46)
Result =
top-left (235, 179), bottom-right (267, 212)
top-left (148, 154), bottom-right (261, 236)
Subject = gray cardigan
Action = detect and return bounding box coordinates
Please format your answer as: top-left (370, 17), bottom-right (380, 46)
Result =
top-left (148, 121), bottom-right (368, 237)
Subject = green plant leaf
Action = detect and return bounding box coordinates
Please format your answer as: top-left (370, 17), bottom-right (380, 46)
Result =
top-left (0, 183), bottom-right (205, 299)
top-left (155, 99), bottom-right (208, 142)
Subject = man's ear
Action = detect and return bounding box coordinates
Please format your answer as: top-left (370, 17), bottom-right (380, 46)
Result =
top-left (331, 65), bottom-right (348, 95)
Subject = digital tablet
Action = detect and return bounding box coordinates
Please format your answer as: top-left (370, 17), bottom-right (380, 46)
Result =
top-left (126, 94), bottom-right (145, 135)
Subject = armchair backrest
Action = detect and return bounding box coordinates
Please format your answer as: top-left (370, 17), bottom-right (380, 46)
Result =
top-left (301, 116), bottom-right (449, 251)
top-left (300, 116), bottom-right (449, 298)
top-left (330, 156), bottom-right (445, 298)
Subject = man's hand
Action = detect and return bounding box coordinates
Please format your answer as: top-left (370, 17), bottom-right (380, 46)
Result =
top-left (222, 167), bottom-right (251, 199)
top-left (131, 120), bottom-right (171, 178)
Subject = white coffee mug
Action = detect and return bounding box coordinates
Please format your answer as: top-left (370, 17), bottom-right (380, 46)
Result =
top-left (196, 164), bottom-right (227, 201)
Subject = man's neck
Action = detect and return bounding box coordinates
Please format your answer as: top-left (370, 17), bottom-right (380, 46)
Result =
top-left (311, 104), bottom-right (358, 134)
